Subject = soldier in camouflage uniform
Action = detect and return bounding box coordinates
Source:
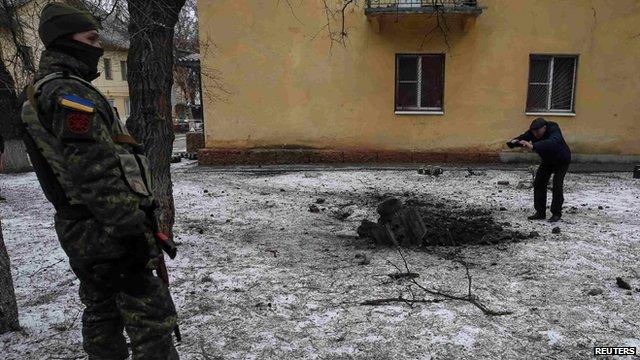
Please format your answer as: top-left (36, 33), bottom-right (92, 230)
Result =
top-left (20, 3), bottom-right (179, 359)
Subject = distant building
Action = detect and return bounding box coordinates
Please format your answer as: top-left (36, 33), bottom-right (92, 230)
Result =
top-left (93, 13), bottom-right (131, 120)
top-left (196, 0), bottom-right (640, 165)
top-left (0, 0), bottom-right (131, 120)
top-left (174, 50), bottom-right (203, 120)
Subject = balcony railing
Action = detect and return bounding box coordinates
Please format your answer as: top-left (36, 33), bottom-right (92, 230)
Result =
top-left (365, 0), bottom-right (483, 15)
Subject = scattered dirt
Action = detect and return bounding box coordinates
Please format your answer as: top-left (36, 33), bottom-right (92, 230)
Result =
top-left (413, 198), bottom-right (538, 246)
top-left (616, 277), bottom-right (632, 290)
top-left (417, 166), bottom-right (444, 176)
top-left (587, 288), bottom-right (604, 296)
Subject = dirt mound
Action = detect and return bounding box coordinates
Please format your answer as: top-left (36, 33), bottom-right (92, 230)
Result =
top-left (358, 197), bottom-right (535, 247)
top-left (406, 199), bottom-right (534, 246)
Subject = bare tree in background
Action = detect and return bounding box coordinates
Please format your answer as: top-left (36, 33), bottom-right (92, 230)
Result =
top-left (317, 0), bottom-right (358, 48)
top-left (173, 0), bottom-right (230, 114)
top-left (0, 48), bottom-right (27, 174)
top-left (0, 0), bottom-right (38, 173)
top-left (126, 0), bottom-right (186, 237)
top-left (0, 220), bottom-right (19, 334)
top-left (0, 5), bottom-right (36, 316)
top-left (173, 0), bottom-right (199, 110)
top-left (316, 0), bottom-right (454, 51)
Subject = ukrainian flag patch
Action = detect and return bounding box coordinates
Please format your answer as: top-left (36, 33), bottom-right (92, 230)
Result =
top-left (59, 95), bottom-right (95, 113)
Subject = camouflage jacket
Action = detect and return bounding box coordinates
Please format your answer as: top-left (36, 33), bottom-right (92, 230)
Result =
top-left (22, 50), bottom-right (154, 238)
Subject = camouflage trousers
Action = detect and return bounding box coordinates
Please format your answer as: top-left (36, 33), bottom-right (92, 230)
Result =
top-left (55, 215), bottom-right (179, 360)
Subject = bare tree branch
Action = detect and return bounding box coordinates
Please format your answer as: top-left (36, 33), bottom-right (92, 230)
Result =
top-left (277, 0), bottom-right (304, 25)
top-left (318, 0), bottom-right (359, 49)
top-left (312, 0), bottom-right (453, 52)
top-left (364, 247), bottom-right (513, 316)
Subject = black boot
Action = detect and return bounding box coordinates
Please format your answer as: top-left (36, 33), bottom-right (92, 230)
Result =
top-left (527, 212), bottom-right (546, 220)
top-left (548, 214), bottom-right (561, 223)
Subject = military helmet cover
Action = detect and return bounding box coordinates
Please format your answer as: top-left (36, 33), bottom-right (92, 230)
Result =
top-left (38, 2), bottom-right (102, 48)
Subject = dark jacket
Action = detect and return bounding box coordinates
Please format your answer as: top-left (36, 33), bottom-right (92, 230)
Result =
top-left (516, 121), bottom-right (571, 164)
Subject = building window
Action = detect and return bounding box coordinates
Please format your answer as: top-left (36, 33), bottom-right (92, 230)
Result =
top-left (124, 97), bottom-right (131, 117)
top-left (120, 61), bottom-right (127, 81)
top-left (104, 58), bottom-right (113, 80)
top-left (395, 54), bottom-right (445, 114)
top-left (526, 55), bottom-right (577, 114)
top-left (398, 0), bottom-right (420, 8)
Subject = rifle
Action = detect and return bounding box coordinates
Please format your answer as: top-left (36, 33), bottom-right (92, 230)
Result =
top-left (150, 219), bottom-right (182, 343)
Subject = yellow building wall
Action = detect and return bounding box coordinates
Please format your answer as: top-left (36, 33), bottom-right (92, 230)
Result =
top-left (198, 0), bottom-right (640, 155)
top-left (94, 50), bottom-right (131, 119)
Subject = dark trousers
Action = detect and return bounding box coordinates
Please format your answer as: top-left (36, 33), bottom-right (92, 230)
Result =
top-left (55, 216), bottom-right (179, 360)
top-left (534, 162), bottom-right (569, 216)
top-left (71, 263), bottom-right (180, 360)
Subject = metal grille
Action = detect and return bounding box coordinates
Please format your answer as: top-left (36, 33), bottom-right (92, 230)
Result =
top-left (526, 55), bottom-right (577, 113)
top-left (396, 54), bottom-right (444, 111)
top-left (367, 0), bottom-right (478, 9)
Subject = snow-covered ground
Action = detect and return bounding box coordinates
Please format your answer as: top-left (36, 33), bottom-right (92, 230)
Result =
top-left (1, 162), bottom-right (639, 359)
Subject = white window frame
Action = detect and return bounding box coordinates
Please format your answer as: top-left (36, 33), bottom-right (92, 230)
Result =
top-left (395, 54), bottom-right (444, 115)
top-left (526, 55), bottom-right (577, 116)
top-left (397, 0), bottom-right (421, 8)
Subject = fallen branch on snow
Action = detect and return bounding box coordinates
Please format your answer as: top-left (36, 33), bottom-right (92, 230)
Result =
top-left (362, 248), bottom-right (513, 316)
top-left (361, 296), bottom-right (442, 306)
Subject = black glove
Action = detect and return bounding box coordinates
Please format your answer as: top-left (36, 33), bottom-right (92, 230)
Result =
top-left (91, 233), bottom-right (159, 295)
top-left (132, 232), bottom-right (162, 269)
top-left (91, 259), bottom-right (147, 296)
top-left (92, 232), bottom-right (156, 274)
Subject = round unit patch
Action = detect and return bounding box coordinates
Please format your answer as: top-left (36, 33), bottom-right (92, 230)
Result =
top-left (66, 113), bottom-right (91, 134)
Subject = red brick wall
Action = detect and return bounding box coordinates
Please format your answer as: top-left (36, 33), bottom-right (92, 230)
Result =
top-left (198, 148), bottom-right (501, 166)
top-left (186, 132), bottom-right (205, 153)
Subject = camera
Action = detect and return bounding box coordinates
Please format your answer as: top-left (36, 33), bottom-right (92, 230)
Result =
top-left (506, 141), bottom-right (524, 149)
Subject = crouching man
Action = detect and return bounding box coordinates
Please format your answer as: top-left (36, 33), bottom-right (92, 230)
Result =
top-left (508, 118), bottom-right (572, 222)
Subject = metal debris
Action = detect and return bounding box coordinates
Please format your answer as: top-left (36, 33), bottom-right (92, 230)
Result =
top-left (418, 166), bottom-right (444, 176)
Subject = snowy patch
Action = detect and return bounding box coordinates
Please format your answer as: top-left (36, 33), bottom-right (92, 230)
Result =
top-left (545, 329), bottom-right (563, 346)
top-left (2, 166), bottom-right (639, 359)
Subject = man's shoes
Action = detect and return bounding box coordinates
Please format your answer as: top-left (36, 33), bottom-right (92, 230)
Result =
top-left (548, 215), bottom-right (561, 223)
top-left (527, 213), bottom-right (546, 220)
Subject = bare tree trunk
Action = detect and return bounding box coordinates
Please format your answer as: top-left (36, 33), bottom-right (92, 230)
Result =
top-left (0, 53), bottom-right (32, 174)
top-left (126, 0), bottom-right (185, 237)
top-left (0, 220), bottom-right (20, 334)
top-left (2, 141), bottom-right (31, 174)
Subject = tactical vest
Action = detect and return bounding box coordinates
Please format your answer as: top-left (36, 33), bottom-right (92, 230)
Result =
top-left (21, 72), bottom-right (155, 210)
